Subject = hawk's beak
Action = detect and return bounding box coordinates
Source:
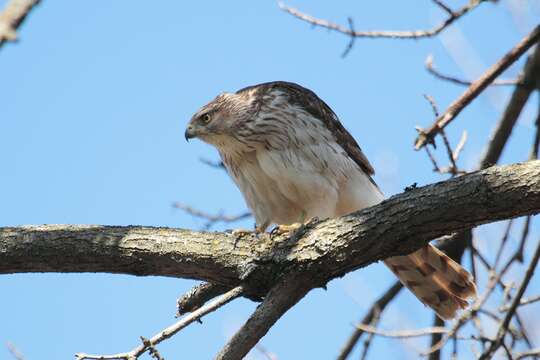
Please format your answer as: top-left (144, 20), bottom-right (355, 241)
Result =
top-left (185, 125), bottom-right (196, 141)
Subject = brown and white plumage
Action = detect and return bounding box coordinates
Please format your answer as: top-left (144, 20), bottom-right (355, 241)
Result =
top-left (186, 81), bottom-right (476, 319)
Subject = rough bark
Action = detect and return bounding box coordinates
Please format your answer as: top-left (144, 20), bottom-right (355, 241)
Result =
top-left (1, 161), bottom-right (539, 298)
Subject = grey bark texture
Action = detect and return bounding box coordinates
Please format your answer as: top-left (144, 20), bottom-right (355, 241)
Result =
top-left (1, 160), bottom-right (539, 298)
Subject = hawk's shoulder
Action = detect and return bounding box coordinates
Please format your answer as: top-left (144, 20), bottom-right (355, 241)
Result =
top-left (237, 81), bottom-right (375, 176)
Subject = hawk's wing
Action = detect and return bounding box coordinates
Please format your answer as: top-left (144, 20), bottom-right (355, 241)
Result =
top-left (237, 81), bottom-right (375, 176)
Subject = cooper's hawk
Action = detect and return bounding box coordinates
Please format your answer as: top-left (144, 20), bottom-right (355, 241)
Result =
top-left (185, 81), bottom-right (476, 319)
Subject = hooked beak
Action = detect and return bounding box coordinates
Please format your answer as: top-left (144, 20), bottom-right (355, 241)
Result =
top-left (185, 125), bottom-right (197, 141)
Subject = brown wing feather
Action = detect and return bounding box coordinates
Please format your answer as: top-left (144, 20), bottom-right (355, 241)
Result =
top-left (236, 81), bottom-right (375, 176)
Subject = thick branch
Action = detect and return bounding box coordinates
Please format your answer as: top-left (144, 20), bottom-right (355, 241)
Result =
top-left (414, 26), bottom-right (540, 149)
top-left (1, 161), bottom-right (539, 297)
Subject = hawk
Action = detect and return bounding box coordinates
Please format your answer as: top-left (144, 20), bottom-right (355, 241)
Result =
top-left (185, 81), bottom-right (476, 319)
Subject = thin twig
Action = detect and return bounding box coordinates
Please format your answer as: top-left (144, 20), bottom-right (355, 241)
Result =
top-left (341, 17), bottom-right (356, 58)
top-left (440, 129), bottom-right (460, 176)
top-left (431, 0), bottom-right (453, 16)
top-left (494, 220), bottom-right (514, 269)
top-left (479, 236), bottom-right (540, 359)
top-left (482, 46), bottom-right (540, 168)
top-left (355, 323), bottom-right (448, 338)
top-left (499, 294), bottom-right (540, 312)
top-left (6, 342), bottom-right (26, 360)
top-left (337, 281), bottom-right (403, 360)
top-left (76, 286), bottom-right (244, 360)
top-left (415, 26), bottom-right (540, 149)
top-left (173, 202), bottom-right (251, 230)
top-left (424, 271), bottom-right (502, 355)
top-left (425, 55), bottom-right (521, 86)
top-left (515, 348), bottom-right (540, 360)
top-left (359, 306), bottom-right (380, 360)
top-left (255, 344), bottom-right (278, 360)
top-left (424, 146), bottom-right (442, 173)
top-left (452, 130), bottom-right (468, 162)
top-left (422, 95), bottom-right (467, 175)
top-left (429, 316), bottom-right (445, 360)
top-left (279, 0), bottom-right (485, 40)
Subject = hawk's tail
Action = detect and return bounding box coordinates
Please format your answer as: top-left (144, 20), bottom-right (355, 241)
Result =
top-left (385, 244), bottom-right (477, 320)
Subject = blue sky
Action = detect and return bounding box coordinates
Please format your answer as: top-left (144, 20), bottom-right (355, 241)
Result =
top-left (1, 1), bottom-right (539, 359)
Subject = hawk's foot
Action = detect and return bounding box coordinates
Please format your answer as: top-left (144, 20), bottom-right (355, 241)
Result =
top-left (271, 222), bottom-right (303, 235)
top-left (231, 228), bottom-right (253, 237)
top-left (271, 217), bottom-right (319, 236)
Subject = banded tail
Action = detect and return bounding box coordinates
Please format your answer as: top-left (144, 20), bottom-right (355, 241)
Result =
top-left (385, 244), bottom-right (477, 319)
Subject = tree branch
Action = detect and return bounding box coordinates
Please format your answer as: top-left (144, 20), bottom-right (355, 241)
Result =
top-left (480, 43), bottom-right (540, 168)
top-left (425, 55), bottom-right (521, 86)
top-left (414, 26), bottom-right (540, 150)
top-left (0, 0), bottom-right (40, 49)
top-left (279, 0), bottom-right (485, 40)
top-left (1, 161), bottom-right (539, 299)
top-left (215, 272), bottom-right (312, 360)
top-left (337, 281), bottom-right (403, 360)
top-left (479, 236), bottom-right (540, 359)
top-left (75, 286), bottom-right (244, 360)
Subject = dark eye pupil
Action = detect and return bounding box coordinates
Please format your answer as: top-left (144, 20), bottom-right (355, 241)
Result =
top-left (202, 114), bottom-right (210, 123)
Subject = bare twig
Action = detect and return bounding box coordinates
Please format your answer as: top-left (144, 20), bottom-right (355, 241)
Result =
top-left (76, 286), bottom-right (244, 360)
top-left (415, 26), bottom-right (540, 150)
top-left (422, 95), bottom-right (468, 175)
top-left (140, 337), bottom-right (164, 360)
top-left (440, 129), bottom-right (461, 176)
top-left (0, 0), bottom-right (40, 49)
top-left (481, 43), bottom-right (540, 168)
top-left (359, 307), bottom-right (380, 360)
top-left (255, 344), bottom-right (278, 360)
top-left (431, 0), bottom-right (453, 16)
top-left (424, 146), bottom-right (442, 173)
top-left (515, 348), bottom-right (540, 360)
top-left (337, 281), bottom-right (403, 360)
top-left (494, 220), bottom-right (514, 269)
top-left (424, 270), bottom-right (502, 355)
top-left (452, 130), bottom-right (468, 162)
top-left (354, 323), bottom-right (448, 338)
top-left (425, 55), bottom-right (521, 86)
top-left (173, 202), bottom-right (251, 230)
top-left (500, 294), bottom-right (540, 312)
top-left (279, 0), bottom-right (485, 40)
top-left (341, 17), bottom-right (356, 58)
top-left (515, 216), bottom-right (531, 263)
top-left (6, 342), bottom-right (26, 360)
top-left (429, 316), bottom-right (445, 360)
top-left (479, 237), bottom-right (540, 359)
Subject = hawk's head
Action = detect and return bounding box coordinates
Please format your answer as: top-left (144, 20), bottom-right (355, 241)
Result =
top-left (185, 90), bottom-right (257, 148)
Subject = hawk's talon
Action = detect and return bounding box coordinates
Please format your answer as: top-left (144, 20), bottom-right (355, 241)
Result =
top-left (231, 228), bottom-right (252, 237)
top-left (271, 222), bottom-right (303, 236)
top-left (271, 217), bottom-right (319, 237)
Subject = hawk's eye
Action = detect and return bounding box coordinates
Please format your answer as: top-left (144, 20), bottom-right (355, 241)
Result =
top-left (201, 113), bottom-right (211, 124)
